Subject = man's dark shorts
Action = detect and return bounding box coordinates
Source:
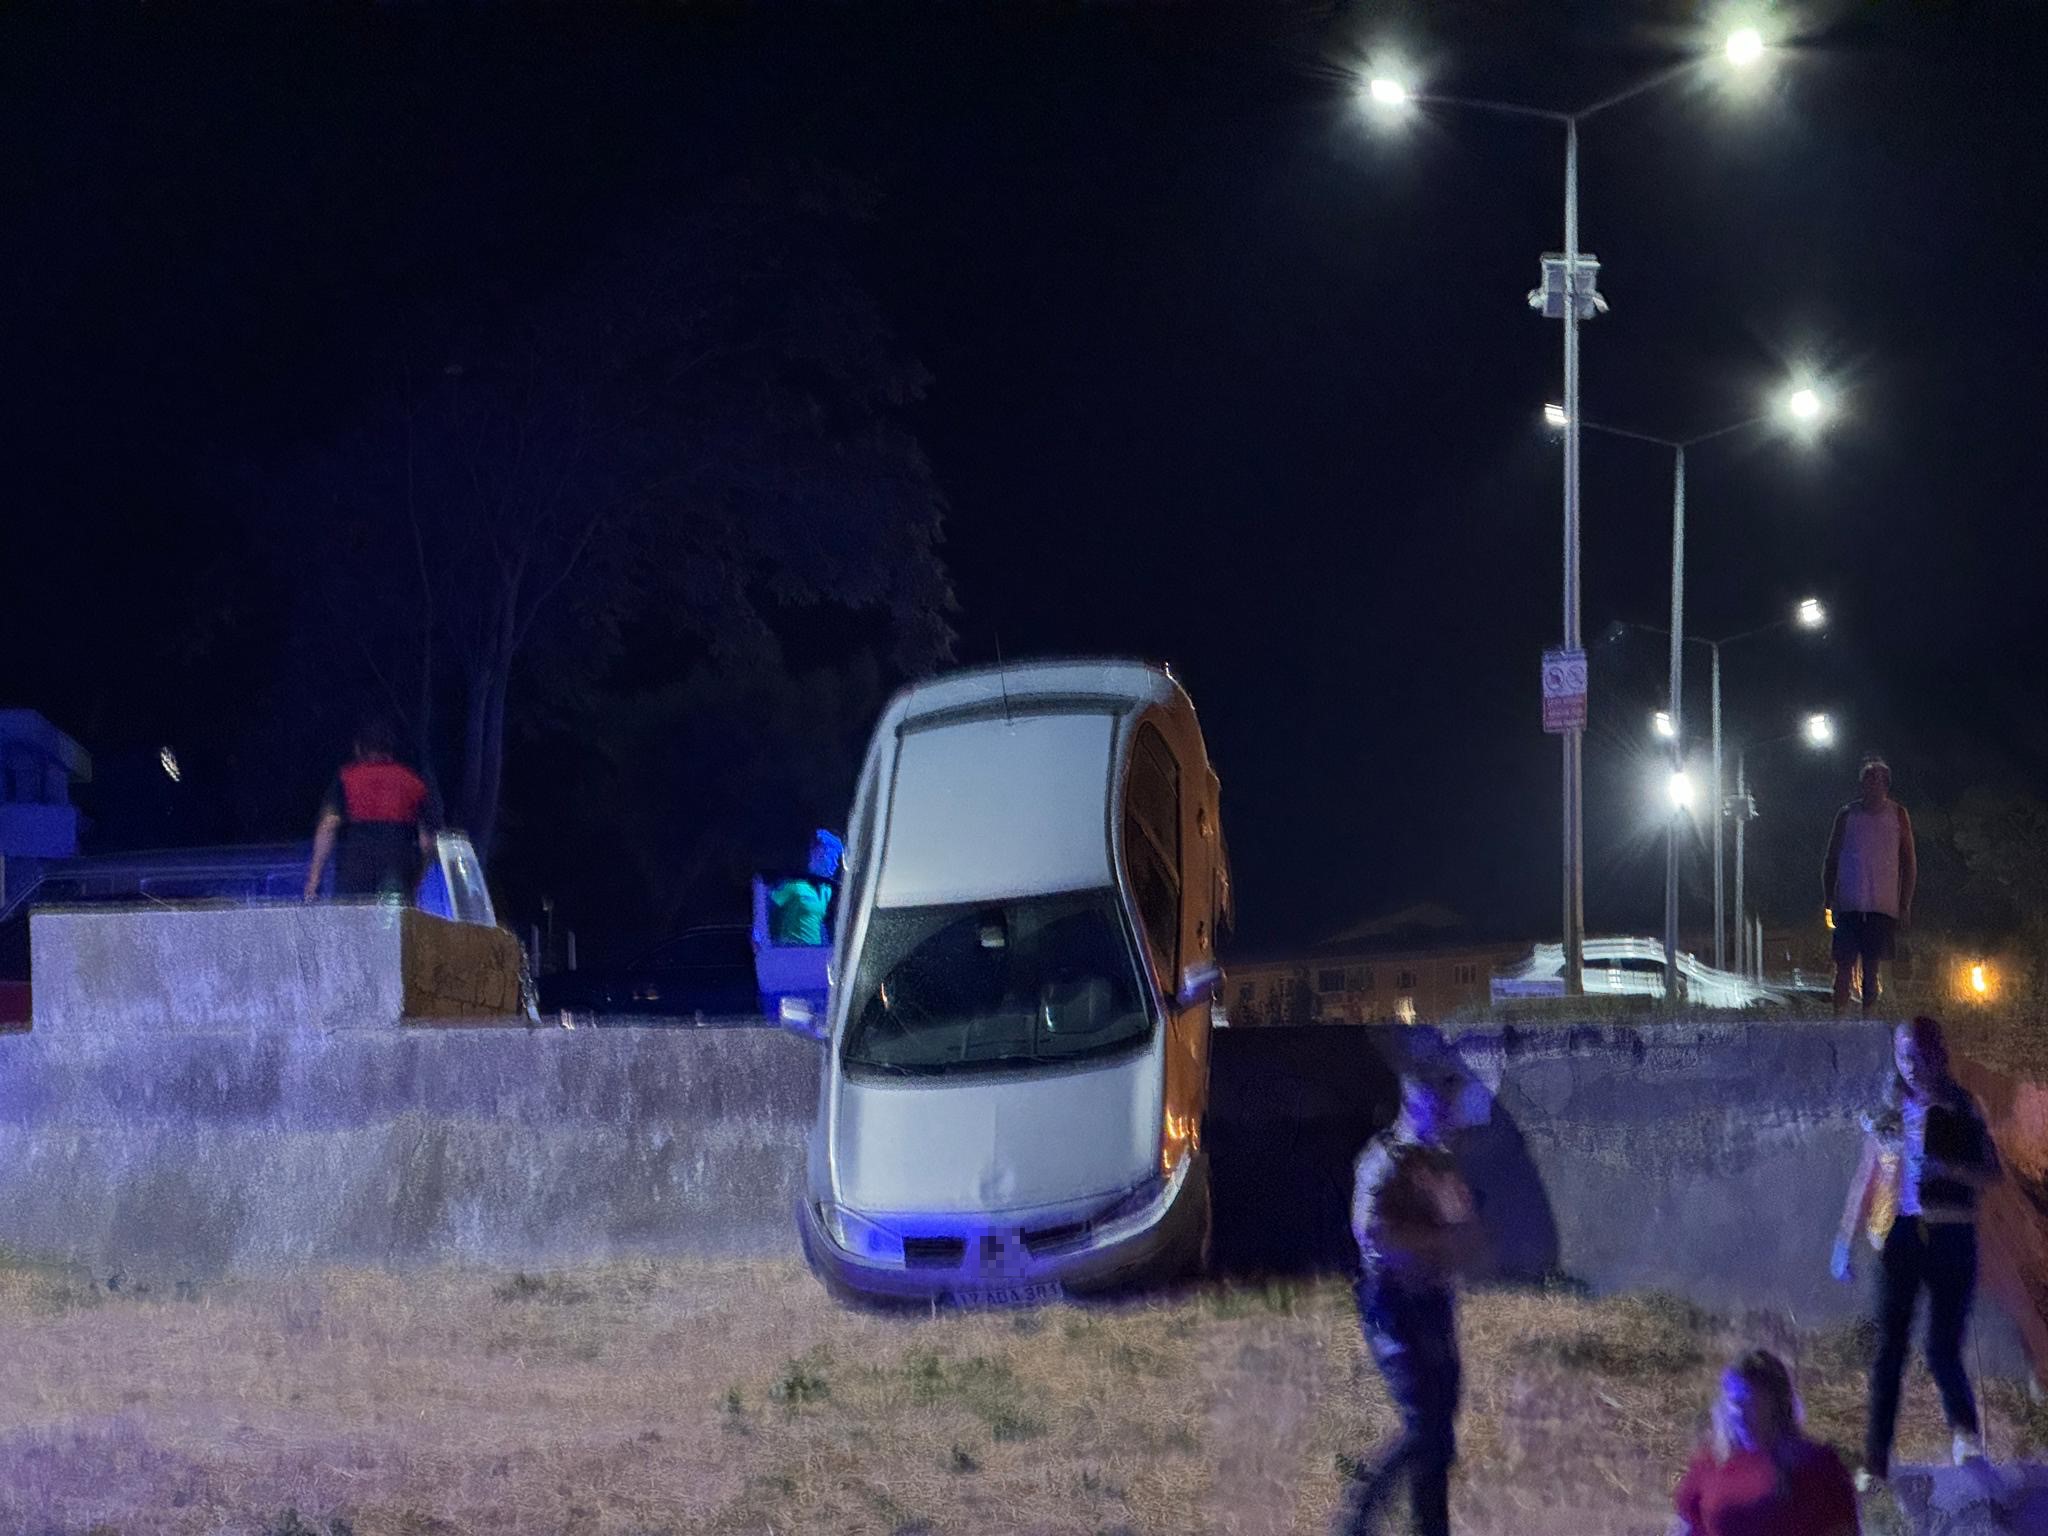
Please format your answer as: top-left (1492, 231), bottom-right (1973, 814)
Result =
top-left (1832, 909), bottom-right (1896, 966)
top-left (335, 824), bottom-right (424, 899)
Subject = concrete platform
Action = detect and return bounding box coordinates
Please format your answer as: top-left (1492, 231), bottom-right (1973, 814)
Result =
top-left (30, 902), bottom-right (525, 1032)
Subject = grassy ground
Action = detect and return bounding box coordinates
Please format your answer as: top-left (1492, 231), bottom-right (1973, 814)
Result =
top-left (1, 1257), bottom-right (2042, 1536)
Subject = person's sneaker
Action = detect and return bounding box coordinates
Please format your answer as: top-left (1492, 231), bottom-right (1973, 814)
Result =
top-left (1952, 1431), bottom-right (1988, 1466)
top-left (1854, 1466), bottom-right (1885, 1494)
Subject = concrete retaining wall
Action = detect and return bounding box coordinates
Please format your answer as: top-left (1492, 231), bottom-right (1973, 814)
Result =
top-left (1209, 1020), bottom-right (2035, 1376)
top-left (0, 1004), bottom-right (2034, 1382)
top-left (0, 1025), bottom-right (820, 1275)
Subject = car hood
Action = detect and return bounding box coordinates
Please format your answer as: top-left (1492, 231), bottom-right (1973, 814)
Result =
top-left (830, 1047), bottom-right (1161, 1218)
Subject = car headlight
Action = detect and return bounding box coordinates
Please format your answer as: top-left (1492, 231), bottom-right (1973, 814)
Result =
top-left (817, 1203), bottom-right (905, 1266)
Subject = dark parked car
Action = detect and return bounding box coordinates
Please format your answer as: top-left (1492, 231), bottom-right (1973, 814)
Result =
top-left (535, 924), bottom-right (760, 1021)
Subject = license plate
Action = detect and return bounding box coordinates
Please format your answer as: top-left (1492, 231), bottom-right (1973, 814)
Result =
top-left (950, 1281), bottom-right (1064, 1310)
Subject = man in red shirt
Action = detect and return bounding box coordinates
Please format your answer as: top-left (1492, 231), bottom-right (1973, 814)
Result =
top-left (303, 719), bottom-right (440, 901)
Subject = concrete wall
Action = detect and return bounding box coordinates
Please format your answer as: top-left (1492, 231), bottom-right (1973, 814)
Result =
top-left (0, 1025), bottom-right (820, 1276)
top-left (31, 905), bottom-right (525, 1032)
top-left (1463, 1019), bottom-right (1884, 1321)
top-left (1208, 1020), bottom-right (2035, 1376)
top-left (0, 1002), bottom-right (2034, 1383)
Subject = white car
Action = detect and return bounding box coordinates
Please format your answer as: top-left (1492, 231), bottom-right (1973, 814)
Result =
top-left (799, 659), bottom-right (1232, 1305)
top-left (1491, 937), bottom-right (1791, 1010)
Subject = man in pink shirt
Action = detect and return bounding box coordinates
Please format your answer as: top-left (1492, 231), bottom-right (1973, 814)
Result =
top-left (1822, 755), bottom-right (1916, 1016)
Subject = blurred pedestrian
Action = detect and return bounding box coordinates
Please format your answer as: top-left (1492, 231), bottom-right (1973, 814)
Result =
top-left (1335, 1031), bottom-right (1482, 1536)
top-left (1669, 1349), bottom-right (1858, 1536)
top-left (303, 718), bottom-right (439, 901)
top-left (1831, 1016), bottom-right (2000, 1487)
top-left (1822, 755), bottom-right (1916, 1015)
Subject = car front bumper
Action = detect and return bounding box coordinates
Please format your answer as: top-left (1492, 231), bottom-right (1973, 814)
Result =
top-left (797, 1154), bottom-right (1209, 1305)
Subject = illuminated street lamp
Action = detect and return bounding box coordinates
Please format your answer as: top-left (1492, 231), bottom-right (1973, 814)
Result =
top-left (1729, 708), bottom-right (1841, 977)
top-left (1607, 594), bottom-right (1834, 988)
top-left (1667, 769), bottom-right (1698, 815)
top-left (1572, 388), bottom-right (1835, 980)
top-left (1544, 402), bottom-right (1570, 429)
top-left (1363, 32), bottom-right (1769, 999)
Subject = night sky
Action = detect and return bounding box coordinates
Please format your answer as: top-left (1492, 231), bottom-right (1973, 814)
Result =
top-left (6, 1), bottom-right (2046, 955)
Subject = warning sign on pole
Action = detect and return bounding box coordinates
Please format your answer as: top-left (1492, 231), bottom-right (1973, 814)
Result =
top-left (1541, 647), bottom-right (1587, 734)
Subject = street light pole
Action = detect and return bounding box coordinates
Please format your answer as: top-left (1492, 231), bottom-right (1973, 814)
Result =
top-left (1663, 446), bottom-right (1685, 999)
top-left (1367, 33), bottom-right (1772, 1001)
top-left (1711, 639), bottom-right (1724, 968)
top-left (1562, 119), bottom-right (1587, 999)
top-left (1573, 394), bottom-right (1831, 987)
top-left (1607, 600), bottom-right (1830, 983)
top-left (1734, 745), bottom-right (1750, 974)
top-left (1732, 710), bottom-right (1837, 981)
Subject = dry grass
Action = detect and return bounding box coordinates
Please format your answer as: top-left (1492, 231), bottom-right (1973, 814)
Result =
top-left (0, 1256), bottom-right (2039, 1536)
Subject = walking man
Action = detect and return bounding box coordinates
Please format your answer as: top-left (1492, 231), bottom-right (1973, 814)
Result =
top-left (1337, 1032), bottom-right (1483, 1536)
top-left (1823, 754), bottom-right (1916, 1015)
top-left (303, 718), bottom-right (439, 901)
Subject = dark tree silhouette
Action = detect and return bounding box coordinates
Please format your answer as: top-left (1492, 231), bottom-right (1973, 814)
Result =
top-left (269, 164), bottom-right (953, 856)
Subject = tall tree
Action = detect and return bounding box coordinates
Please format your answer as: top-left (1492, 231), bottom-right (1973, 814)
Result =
top-left (267, 164), bottom-right (953, 856)
top-left (504, 647), bottom-right (888, 954)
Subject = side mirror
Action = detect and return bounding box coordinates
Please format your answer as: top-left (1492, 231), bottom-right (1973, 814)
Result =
top-left (1177, 961), bottom-right (1223, 1010)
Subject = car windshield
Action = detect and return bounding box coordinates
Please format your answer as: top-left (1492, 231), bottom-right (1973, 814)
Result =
top-left (842, 888), bottom-right (1153, 1076)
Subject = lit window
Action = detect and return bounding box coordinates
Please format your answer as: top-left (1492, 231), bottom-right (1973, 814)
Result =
top-left (1394, 997), bottom-right (1417, 1025)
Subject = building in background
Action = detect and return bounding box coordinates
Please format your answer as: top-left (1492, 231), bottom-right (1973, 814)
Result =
top-left (1226, 904), bottom-right (1527, 1026)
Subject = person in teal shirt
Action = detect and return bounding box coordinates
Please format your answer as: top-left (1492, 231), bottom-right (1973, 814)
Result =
top-left (768, 830), bottom-right (843, 947)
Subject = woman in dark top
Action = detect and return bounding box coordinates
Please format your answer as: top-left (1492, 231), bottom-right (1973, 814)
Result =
top-left (1671, 1349), bottom-right (1858, 1536)
top-left (1831, 1015), bottom-right (2000, 1484)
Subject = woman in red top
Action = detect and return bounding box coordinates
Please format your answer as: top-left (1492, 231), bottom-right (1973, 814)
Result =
top-left (1672, 1350), bottom-right (1859, 1536)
